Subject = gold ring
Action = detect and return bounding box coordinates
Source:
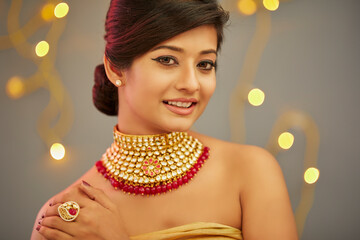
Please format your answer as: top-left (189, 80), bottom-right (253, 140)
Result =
top-left (58, 201), bottom-right (80, 222)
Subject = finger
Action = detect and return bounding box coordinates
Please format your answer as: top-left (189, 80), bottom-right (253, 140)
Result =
top-left (79, 180), bottom-right (114, 209)
top-left (44, 198), bottom-right (94, 224)
top-left (49, 184), bottom-right (88, 206)
top-left (37, 224), bottom-right (72, 240)
top-left (42, 203), bottom-right (62, 218)
top-left (40, 216), bottom-right (77, 237)
top-left (44, 202), bottom-right (81, 218)
top-left (49, 188), bottom-right (94, 211)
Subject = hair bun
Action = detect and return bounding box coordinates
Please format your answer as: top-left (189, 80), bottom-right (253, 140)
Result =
top-left (92, 64), bottom-right (118, 116)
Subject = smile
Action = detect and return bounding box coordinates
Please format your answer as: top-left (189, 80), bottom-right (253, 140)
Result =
top-left (163, 101), bottom-right (193, 108)
top-left (163, 99), bottom-right (198, 116)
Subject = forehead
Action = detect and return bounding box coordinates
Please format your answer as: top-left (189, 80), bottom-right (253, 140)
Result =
top-left (152, 25), bottom-right (218, 52)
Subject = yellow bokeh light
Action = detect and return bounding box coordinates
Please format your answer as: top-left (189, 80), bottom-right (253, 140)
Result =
top-left (6, 76), bottom-right (25, 99)
top-left (248, 88), bottom-right (265, 106)
top-left (278, 132), bottom-right (294, 150)
top-left (50, 143), bottom-right (66, 160)
top-left (237, 0), bottom-right (257, 16)
top-left (263, 0), bottom-right (280, 11)
top-left (35, 40), bottom-right (50, 57)
top-left (54, 2), bottom-right (69, 19)
top-left (304, 167), bottom-right (320, 184)
top-left (41, 3), bottom-right (55, 21)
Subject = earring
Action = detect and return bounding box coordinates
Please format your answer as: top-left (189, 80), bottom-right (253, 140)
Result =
top-left (115, 80), bottom-right (122, 87)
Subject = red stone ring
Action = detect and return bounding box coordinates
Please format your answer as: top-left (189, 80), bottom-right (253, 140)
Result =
top-left (58, 201), bottom-right (80, 222)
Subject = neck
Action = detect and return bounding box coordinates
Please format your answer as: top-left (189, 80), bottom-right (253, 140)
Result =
top-left (117, 114), bottom-right (171, 136)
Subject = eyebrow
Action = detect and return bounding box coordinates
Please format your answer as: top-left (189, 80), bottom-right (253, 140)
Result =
top-left (151, 45), bottom-right (217, 56)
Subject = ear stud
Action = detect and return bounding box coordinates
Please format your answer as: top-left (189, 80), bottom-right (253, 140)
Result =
top-left (115, 80), bottom-right (122, 87)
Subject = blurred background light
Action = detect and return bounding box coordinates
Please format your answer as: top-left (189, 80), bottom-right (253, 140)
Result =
top-left (248, 88), bottom-right (265, 106)
top-left (54, 2), bottom-right (69, 19)
top-left (278, 132), bottom-right (295, 150)
top-left (237, 0), bottom-right (257, 16)
top-left (35, 40), bottom-right (49, 57)
top-left (304, 167), bottom-right (320, 184)
top-left (263, 0), bottom-right (280, 11)
top-left (41, 3), bottom-right (55, 21)
top-left (6, 76), bottom-right (25, 99)
top-left (50, 143), bottom-right (66, 160)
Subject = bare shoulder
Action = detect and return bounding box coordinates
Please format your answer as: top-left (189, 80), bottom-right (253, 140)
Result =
top-left (190, 132), bottom-right (290, 203)
top-left (189, 131), bottom-right (277, 178)
top-left (231, 144), bottom-right (283, 184)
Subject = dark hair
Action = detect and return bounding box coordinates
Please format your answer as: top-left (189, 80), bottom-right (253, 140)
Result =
top-left (93, 0), bottom-right (229, 116)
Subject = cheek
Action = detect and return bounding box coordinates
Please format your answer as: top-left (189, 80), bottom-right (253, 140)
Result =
top-left (201, 77), bottom-right (216, 100)
top-left (126, 72), bottom-right (170, 109)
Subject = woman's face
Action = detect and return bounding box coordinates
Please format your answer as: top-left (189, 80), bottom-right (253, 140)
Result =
top-left (118, 25), bottom-right (217, 134)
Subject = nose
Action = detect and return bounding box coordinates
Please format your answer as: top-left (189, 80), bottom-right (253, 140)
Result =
top-left (175, 64), bottom-right (200, 93)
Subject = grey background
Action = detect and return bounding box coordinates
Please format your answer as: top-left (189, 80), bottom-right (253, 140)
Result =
top-left (1, 0), bottom-right (359, 239)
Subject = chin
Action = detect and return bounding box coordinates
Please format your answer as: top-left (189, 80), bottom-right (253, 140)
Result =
top-left (161, 119), bottom-right (194, 133)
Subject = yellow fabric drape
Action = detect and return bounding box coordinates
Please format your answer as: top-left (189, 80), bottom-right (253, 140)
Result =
top-left (130, 222), bottom-right (242, 240)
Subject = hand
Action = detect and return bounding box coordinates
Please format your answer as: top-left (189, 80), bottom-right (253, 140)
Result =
top-left (36, 181), bottom-right (129, 240)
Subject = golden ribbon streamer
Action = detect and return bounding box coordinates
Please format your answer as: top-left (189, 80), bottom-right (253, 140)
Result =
top-left (229, 8), bottom-right (272, 143)
top-left (265, 110), bottom-right (320, 238)
top-left (1, 0), bottom-right (74, 148)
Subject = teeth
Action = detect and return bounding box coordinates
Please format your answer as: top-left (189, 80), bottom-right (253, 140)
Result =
top-left (167, 101), bottom-right (192, 108)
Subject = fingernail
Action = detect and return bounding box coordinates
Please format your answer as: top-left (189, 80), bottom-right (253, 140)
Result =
top-left (49, 202), bottom-right (52, 206)
top-left (41, 214), bottom-right (45, 219)
top-left (82, 180), bottom-right (91, 187)
top-left (36, 225), bottom-right (41, 231)
top-left (38, 219), bottom-right (42, 225)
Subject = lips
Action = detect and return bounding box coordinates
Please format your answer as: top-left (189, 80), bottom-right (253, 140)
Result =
top-left (163, 98), bottom-right (198, 115)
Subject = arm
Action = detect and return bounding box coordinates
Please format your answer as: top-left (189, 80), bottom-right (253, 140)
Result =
top-left (240, 146), bottom-right (298, 240)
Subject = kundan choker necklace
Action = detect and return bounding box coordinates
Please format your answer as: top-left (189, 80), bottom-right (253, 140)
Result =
top-left (95, 126), bottom-right (210, 196)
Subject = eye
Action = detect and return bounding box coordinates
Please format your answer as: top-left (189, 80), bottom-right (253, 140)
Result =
top-left (197, 61), bottom-right (216, 71)
top-left (152, 56), bottom-right (178, 66)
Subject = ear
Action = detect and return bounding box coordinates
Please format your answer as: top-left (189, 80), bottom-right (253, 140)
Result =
top-left (103, 55), bottom-right (126, 86)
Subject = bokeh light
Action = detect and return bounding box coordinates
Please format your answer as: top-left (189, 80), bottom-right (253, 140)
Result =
top-left (41, 3), bottom-right (55, 21)
top-left (263, 0), bottom-right (280, 11)
top-left (50, 143), bottom-right (66, 160)
top-left (54, 2), bottom-right (69, 19)
top-left (304, 167), bottom-right (320, 184)
top-left (278, 132), bottom-right (295, 150)
top-left (237, 0), bottom-right (257, 16)
top-left (35, 40), bottom-right (49, 57)
top-left (248, 88), bottom-right (265, 106)
top-left (6, 76), bottom-right (25, 99)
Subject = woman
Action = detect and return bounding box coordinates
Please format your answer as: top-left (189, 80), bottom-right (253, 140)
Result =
top-left (31, 0), bottom-right (298, 239)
